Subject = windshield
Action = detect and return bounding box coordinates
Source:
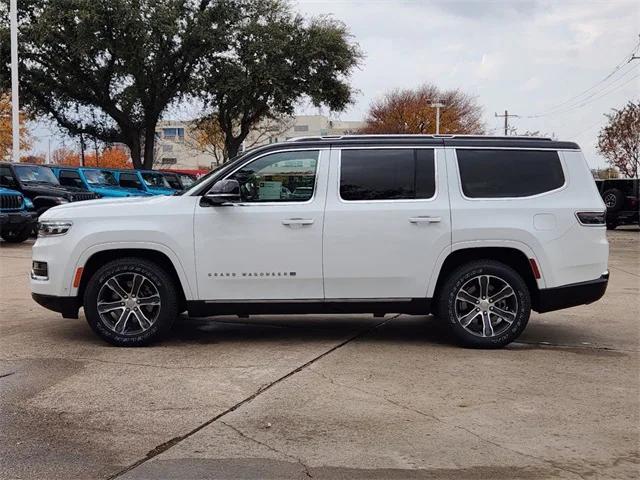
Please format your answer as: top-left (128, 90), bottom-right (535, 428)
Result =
top-left (178, 174), bottom-right (196, 188)
top-left (15, 165), bottom-right (59, 185)
top-left (83, 169), bottom-right (118, 186)
top-left (141, 172), bottom-right (170, 188)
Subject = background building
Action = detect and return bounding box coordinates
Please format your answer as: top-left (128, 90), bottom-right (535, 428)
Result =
top-left (155, 115), bottom-right (365, 171)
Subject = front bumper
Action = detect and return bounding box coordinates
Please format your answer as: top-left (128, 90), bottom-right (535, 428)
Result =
top-left (0, 210), bottom-right (38, 231)
top-left (535, 272), bottom-right (609, 313)
top-left (32, 293), bottom-right (80, 319)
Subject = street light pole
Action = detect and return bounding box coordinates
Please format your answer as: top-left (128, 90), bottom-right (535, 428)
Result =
top-left (430, 101), bottom-right (445, 135)
top-left (10, 0), bottom-right (20, 163)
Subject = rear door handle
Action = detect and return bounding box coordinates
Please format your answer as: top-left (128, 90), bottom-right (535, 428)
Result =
top-left (409, 216), bottom-right (441, 224)
top-left (282, 218), bottom-right (315, 226)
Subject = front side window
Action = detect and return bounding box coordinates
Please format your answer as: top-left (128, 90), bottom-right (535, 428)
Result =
top-left (14, 165), bottom-right (59, 185)
top-left (228, 150), bottom-right (319, 202)
top-left (340, 149), bottom-right (436, 201)
top-left (457, 149), bottom-right (565, 198)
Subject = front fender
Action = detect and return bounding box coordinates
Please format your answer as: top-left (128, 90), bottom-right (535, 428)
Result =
top-left (72, 241), bottom-right (196, 300)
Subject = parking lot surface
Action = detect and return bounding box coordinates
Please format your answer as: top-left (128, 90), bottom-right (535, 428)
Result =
top-left (1, 229), bottom-right (638, 480)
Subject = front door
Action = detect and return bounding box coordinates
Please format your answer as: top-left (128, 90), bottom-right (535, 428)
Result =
top-left (194, 148), bottom-right (328, 301)
top-left (323, 147), bottom-right (451, 299)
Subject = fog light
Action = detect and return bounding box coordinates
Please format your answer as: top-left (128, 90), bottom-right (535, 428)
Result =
top-left (31, 261), bottom-right (49, 280)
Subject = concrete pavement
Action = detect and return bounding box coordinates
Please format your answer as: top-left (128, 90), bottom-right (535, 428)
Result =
top-left (1, 229), bottom-right (638, 479)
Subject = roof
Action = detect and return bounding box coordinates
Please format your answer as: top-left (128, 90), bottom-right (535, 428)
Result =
top-left (282, 134), bottom-right (579, 150)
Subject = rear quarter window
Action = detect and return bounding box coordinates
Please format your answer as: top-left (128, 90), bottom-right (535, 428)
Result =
top-left (457, 149), bottom-right (565, 198)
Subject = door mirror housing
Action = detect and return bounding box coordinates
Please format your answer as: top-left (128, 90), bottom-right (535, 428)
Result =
top-left (202, 179), bottom-right (241, 206)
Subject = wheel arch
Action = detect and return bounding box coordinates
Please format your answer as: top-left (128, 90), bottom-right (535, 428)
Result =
top-left (430, 246), bottom-right (542, 311)
top-left (77, 247), bottom-right (191, 313)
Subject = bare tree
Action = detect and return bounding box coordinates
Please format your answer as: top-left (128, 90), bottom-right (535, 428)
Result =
top-left (597, 101), bottom-right (640, 179)
top-left (188, 116), bottom-right (293, 166)
top-left (360, 84), bottom-right (485, 134)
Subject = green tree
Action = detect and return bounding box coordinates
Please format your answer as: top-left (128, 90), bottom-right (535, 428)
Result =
top-left (198, 1), bottom-right (362, 159)
top-left (0, 0), bottom-right (235, 169)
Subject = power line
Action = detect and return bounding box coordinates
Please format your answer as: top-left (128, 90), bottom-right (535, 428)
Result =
top-left (523, 35), bottom-right (640, 118)
top-left (525, 64), bottom-right (640, 118)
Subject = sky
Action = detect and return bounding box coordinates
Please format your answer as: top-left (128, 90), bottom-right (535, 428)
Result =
top-left (292, 0), bottom-right (640, 168)
top-left (31, 0), bottom-right (640, 169)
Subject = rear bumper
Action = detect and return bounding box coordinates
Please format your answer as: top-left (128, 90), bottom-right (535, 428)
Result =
top-left (535, 272), bottom-right (609, 313)
top-left (32, 293), bottom-right (80, 319)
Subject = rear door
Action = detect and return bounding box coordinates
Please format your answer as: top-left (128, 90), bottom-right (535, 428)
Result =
top-left (323, 146), bottom-right (451, 299)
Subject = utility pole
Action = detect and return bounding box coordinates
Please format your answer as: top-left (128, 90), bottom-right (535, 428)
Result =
top-left (430, 100), bottom-right (446, 134)
top-left (10, 0), bottom-right (19, 162)
top-left (494, 110), bottom-right (520, 135)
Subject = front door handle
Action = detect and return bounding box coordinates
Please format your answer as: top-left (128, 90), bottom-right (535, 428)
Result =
top-left (409, 216), bottom-right (441, 224)
top-left (282, 218), bottom-right (315, 226)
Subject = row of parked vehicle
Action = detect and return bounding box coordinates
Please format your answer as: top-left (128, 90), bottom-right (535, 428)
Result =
top-left (0, 162), bottom-right (197, 243)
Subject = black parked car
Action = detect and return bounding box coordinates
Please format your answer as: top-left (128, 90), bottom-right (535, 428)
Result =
top-left (0, 163), bottom-right (98, 216)
top-left (595, 178), bottom-right (639, 229)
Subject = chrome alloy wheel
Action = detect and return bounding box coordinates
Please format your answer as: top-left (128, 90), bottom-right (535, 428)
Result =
top-left (454, 274), bottom-right (518, 338)
top-left (97, 273), bottom-right (161, 336)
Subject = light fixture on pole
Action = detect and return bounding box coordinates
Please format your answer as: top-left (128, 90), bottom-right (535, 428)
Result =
top-left (10, 0), bottom-right (20, 163)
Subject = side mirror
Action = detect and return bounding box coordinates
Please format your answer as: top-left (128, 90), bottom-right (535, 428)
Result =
top-left (202, 179), bottom-right (241, 206)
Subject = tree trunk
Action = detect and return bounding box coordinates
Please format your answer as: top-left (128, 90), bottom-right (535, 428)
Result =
top-left (128, 136), bottom-right (143, 169)
top-left (142, 126), bottom-right (158, 170)
top-left (225, 136), bottom-right (243, 160)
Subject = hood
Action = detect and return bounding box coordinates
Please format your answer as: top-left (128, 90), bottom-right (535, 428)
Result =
top-left (40, 194), bottom-right (172, 220)
top-left (147, 187), bottom-right (176, 196)
top-left (90, 185), bottom-right (151, 197)
top-left (0, 187), bottom-right (22, 196)
top-left (21, 182), bottom-right (92, 199)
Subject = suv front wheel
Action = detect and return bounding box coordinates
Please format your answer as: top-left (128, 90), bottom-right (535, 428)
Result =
top-left (437, 260), bottom-right (531, 348)
top-left (83, 258), bottom-right (178, 346)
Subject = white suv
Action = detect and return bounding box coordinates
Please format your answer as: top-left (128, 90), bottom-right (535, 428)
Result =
top-left (31, 135), bottom-right (609, 348)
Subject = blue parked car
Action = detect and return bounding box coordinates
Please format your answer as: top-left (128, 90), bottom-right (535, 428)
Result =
top-left (51, 166), bottom-right (153, 198)
top-left (0, 186), bottom-right (38, 243)
top-left (112, 169), bottom-right (176, 196)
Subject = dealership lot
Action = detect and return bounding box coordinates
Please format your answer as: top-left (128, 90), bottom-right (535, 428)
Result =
top-left (0, 229), bottom-right (638, 479)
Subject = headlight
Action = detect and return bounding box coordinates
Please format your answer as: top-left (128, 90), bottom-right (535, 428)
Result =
top-left (38, 220), bottom-right (73, 236)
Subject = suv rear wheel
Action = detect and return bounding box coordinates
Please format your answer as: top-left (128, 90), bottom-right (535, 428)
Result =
top-left (437, 260), bottom-right (531, 348)
top-left (83, 257), bottom-right (178, 346)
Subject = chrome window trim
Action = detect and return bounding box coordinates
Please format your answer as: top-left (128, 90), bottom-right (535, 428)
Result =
top-left (336, 146), bottom-right (439, 204)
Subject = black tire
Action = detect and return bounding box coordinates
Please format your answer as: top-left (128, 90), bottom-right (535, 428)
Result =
top-left (1, 225), bottom-right (33, 243)
top-left (83, 257), bottom-right (178, 347)
top-left (606, 221), bottom-right (618, 230)
top-left (437, 260), bottom-right (531, 348)
top-left (602, 188), bottom-right (625, 213)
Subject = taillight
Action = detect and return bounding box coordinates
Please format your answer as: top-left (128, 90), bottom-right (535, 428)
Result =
top-left (576, 211), bottom-right (606, 226)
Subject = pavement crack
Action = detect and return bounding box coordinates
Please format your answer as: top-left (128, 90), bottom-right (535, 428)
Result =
top-left (0, 371), bottom-right (16, 379)
top-left (221, 421), bottom-right (313, 478)
top-left (107, 315), bottom-right (397, 479)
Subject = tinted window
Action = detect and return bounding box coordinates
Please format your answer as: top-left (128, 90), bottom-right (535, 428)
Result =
top-left (229, 150), bottom-right (319, 202)
top-left (0, 165), bottom-right (17, 187)
top-left (119, 173), bottom-right (142, 189)
top-left (340, 149), bottom-right (435, 201)
top-left (59, 170), bottom-right (85, 188)
top-left (457, 149), bottom-right (564, 198)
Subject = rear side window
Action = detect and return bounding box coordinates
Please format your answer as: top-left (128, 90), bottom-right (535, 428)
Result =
top-left (457, 149), bottom-right (565, 198)
top-left (340, 149), bottom-right (435, 201)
